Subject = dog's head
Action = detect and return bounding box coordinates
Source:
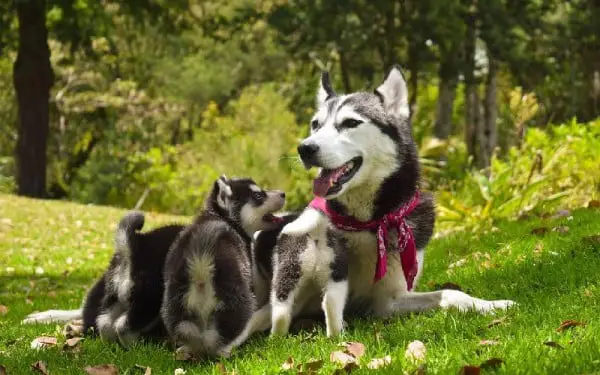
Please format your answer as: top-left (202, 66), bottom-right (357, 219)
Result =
top-left (298, 66), bottom-right (417, 206)
top-left (210, 176), bottom-right (287, 235)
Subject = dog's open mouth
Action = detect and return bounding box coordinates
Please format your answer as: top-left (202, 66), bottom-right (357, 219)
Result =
top-left (313, 156), bottom-right (363, 197)
top-left (262, 213), bottom-right (284, 224)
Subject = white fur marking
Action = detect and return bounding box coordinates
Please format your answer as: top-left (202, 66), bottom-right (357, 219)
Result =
top-left (322, 280), bottom-right (348, 337)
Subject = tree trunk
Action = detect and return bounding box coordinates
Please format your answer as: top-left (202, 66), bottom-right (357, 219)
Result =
top-left (13, 0), bottom-right (54, 198)
top-left (480, 58), bottom-right (498, 169)
top-left (434, 69), bottom-right (458, 139)
top-left (463, 2), bottom-right (478, 165)
top-left (338, 49), bottom-right (352, 92)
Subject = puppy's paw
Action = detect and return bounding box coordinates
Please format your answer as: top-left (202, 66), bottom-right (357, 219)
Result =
top-left (281, 209), bottom-right (322, 236)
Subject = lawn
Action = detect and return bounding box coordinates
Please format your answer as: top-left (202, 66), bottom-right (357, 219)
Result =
top-left (1, 193), bottom-right (599, 374)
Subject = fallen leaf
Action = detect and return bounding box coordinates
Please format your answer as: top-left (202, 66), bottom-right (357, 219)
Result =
top-left (533, 242), bottom-right (544, 255)
top-left (215, 363), bottom-right (226, 374)
top-left (31, 361), bottom-right (49, 375)
top-left (486, 316), bottom-right (507, 328)
top-left (174, 369), bottom-right (186, 375)
top-left (304, 359), bottom-right (324, 372)
top-left (31, 336), bottom-right (57, 349)
top-left (344, 342), bottom-right (366, 359)
top-left (480, 358), bottom-right (504, 370)
top-left (459, 365), bottom-right (481, 375)
top-left (281, 356), bottom-right (294, 371)
top-left (588, 200), bottom-right (600, 208)
top-left (25, 298), bottom-right (33, 305)
top-left (63, 337), bottom-right (83, 352)
top-left (135, 365), bottom-right (151, 375)
top-left (48, 291), bottom-right (57, 299)
top-left (531, 227), bottom-right (548, 235)
top-left (0, 305), bottom-right (7, 316)
top-left (85, 364), bottom-right (119, 375)
top-left (404, 340), bottom-right (426, 363)
top-left (583, 235), bottom-right (600, 245)
top-left (553, 225), bottom-right (570, 234)
top-left (330, 351), bottom-right (357, 366)
top-left (479, 340), bottom-right (500, 346)
top-left (556, 320), bottom-right (585, 332)
top-left (366, 355), bottom-right (392, 370)
top-left (543, 341), bottom-right (564, 349)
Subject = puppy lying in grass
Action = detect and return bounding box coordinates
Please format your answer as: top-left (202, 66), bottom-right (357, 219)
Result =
top-left (161, 176), bottom-right (285, 358)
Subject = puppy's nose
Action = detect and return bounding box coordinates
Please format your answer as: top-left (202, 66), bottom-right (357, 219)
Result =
top-left (279, 191), bottom-right (286, 199)
top-left (297, 142), bottom-right (319, 164)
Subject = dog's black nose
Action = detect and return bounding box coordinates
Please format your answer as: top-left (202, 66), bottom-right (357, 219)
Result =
top-left (280, 192), bottom-right (286, 199)
top-left (298, 143), bottom-right (319, 164)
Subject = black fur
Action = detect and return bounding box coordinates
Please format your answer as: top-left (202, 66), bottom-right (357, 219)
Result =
top-left (273, 233), bottom-right (306, 301)
top-left (327, 229), bottom-right (348, 282)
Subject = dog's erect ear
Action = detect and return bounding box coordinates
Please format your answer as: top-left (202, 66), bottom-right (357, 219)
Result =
top-left (375, 65), bottom-right (410, 119)
top-left (317, 71), bottom-right (336, 107)
top-left (216, 177), bottom-right (232, 209)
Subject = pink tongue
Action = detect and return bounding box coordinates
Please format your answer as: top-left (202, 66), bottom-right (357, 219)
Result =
top-left (313, 169), bottom-right (340, 197)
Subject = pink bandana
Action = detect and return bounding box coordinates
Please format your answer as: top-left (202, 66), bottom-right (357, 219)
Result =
top-left (309, 192), bottom-right (420, 290)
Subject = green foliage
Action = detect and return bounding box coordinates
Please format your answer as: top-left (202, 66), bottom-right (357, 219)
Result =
top-left (437, 119), bottom-right (600, 232)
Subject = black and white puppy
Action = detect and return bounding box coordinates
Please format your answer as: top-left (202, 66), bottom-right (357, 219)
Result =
top-left (161, 176), bottom-right (285, 358)
top-left (85, 212), bottom-right (185, 347)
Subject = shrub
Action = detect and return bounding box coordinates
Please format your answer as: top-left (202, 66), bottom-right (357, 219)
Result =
top-left (436, 119), bottom-right (600, 232)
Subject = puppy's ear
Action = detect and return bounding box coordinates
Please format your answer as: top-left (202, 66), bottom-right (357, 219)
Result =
top-left (375, 65), bottom-right (410, 119)
top-left (317, 71), bottom-right (336, 107)
top-left (216, 177), bottom-right (232, 209)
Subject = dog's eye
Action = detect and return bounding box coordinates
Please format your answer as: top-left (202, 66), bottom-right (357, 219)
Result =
top-left (340, 119), bottom-right (363, 129)
top-left (252, 192), bottom-right (266, 202)
top-left (311, 120), bottom-right (319, 130)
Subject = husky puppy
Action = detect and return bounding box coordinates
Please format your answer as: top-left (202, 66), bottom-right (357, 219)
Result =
top-left (161, 176), bottom-right (285, 358)
top-left (279, 66), bottom-right (516, 319)
top-left (87, 212), bottom-right (185, 347)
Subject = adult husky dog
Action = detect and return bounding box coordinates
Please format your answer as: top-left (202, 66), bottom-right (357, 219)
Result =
top-left (284, 66), bottom-right (515, 317)
top-left (225, 66), bottom-right (515, 350)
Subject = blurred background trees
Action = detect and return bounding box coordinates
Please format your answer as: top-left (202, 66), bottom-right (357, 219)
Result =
top-left (0, 0), bottom-right (598, 230)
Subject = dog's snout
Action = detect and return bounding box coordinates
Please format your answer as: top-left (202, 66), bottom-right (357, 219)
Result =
top-left (279, 191), bottom-right (286, 199)
top-left (298, 142), bottom-right (319, 164)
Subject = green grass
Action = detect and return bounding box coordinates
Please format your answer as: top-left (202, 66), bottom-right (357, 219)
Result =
top-left (1, 193), bottom-right (599, 374)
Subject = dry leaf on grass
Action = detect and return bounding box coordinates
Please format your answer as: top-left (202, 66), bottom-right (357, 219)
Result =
top-left (556, 319), bottom-right (585, 332)
top-left (330, 351), bottom-right (357, 366)
top-left (31, 361), bottom-right (49, 375)
top-left (85, 364), bottom-right (119, 375)
top-left (486, 316), bottom-right (507, 328)
top-left (479, 340), bottom-right (500, 346)
top-left (366, 355), bottom-right (392, 369)
top-left (31, 336), bottom-right (57, 349)
top-left (281, 357), bottom-right (295, 371)
top-left (459, 365), bottom-right (481, 375)
top-left (343, 342), bottom-right (366, 359)
top-left (134, 365), bottom-right (151, 375)
top-left (550, 209), bottom-right (571, 219)
top-left (0, 305), bottom-right (8, 316)
top-left (63, 337), bottom-right (83, 351)
top-left (174, 369), bottom-right (186, 375)
top-left (404, 340), bottom-right (426, 362)
top-left (543, 341), bottom-right (564, 349)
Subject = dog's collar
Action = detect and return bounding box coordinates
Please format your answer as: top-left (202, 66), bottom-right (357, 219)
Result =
top-left (309, 192), bottom-right (420, 289)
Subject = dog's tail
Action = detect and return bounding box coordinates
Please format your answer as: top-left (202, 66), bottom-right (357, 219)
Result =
top-left (21, 309), bottom-right (83, 325)
top-left (115, 211), bottom-right (145, 255)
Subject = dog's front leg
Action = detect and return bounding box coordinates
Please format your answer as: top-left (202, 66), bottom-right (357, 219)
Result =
top-left (322, 280), bottom-right (348, 337)
top-left (376, 290), bottom-right (515, 317)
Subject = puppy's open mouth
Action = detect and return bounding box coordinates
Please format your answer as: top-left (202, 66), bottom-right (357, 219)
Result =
top-left (313, 156), bottom-right (363, 197)
top-left (262, 213), bottom-right (284, 224)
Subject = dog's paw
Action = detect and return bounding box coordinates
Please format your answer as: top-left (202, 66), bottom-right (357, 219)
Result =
top-left (281, 209), bottom-right (321, 236)
top-left (472, 299), bottom-right (517, 314)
